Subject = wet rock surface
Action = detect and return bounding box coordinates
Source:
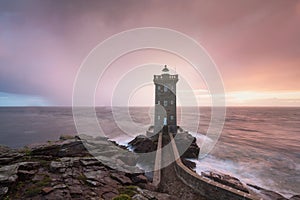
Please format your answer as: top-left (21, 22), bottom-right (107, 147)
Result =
top-left (174, 132), bottom-right (200, 159)
top-left (246, 183), bottom-right (296, 200)
top-left (1, 133), bottom-right (298, 200)
top-left (128, 132), bottom-right (200, 171)
top-left (201, 171), bottom-right (249, 193)
top-left (290, 195), bottom-right (300, 200)
top-left (0, 136), bottom-right (175, 200)
top-left (180, 159), bottom-right (196, 170)
top-left (199, 171), bottom-right (300, 200)
top-left (128, 132), bottom-right (300, 200)
top-left (128, 135), bottom-right (157, 153)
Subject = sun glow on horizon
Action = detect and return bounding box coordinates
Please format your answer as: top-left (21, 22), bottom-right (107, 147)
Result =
top-left (123, 87), bottom-right (300, 107)
top-left (225, 91), bottom-right (300, 106)
top-left (194, 89), bottom-right (300, 107)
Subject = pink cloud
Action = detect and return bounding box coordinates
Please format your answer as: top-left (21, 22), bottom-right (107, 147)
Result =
top-left (0, 0), bottom-right (299, 106)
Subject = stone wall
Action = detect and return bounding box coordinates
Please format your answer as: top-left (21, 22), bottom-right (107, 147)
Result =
top-left (169, 133), bottom-right (261, 200)
top-left (152, 132), bottom-right (163, 188)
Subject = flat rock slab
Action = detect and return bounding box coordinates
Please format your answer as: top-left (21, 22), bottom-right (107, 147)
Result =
top-left (201, 171), bottom-right (249, 193)
top-left (110, 173), bottom-right (132, 185)
top-left (83, 170), bottom-right (108, 180)
top-left (0, 187), bottom-right (8, 196)
top-left (80, 158), bottom-right (102, 166)
top-left (68, 185), bottom-right (83, 197)
top-left (0, 164), bottom-right (18, 184)
top-left (42, 187), bottom-right (54, 194)
top-left (102, 191), bottom-right (118, 200)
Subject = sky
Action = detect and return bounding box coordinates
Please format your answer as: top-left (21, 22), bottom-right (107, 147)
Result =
top-left (0, 0), bottom-right (299, 106)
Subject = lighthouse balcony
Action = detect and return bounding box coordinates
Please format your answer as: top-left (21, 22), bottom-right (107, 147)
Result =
top-left (153, 75), bottom-right (178, 81)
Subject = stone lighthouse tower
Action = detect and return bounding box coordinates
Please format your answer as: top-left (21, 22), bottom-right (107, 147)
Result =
top-left (154, 65), bottom-right (178, 134)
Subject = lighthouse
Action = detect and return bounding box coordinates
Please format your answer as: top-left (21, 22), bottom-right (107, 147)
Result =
top-left (153, 65), bottom-right (178, 134)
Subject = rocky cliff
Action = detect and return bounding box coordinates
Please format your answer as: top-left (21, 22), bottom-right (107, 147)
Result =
top-left (0, 135), bottom-right (177, 200)
top-left (1, 133), bottom-right (299, 200)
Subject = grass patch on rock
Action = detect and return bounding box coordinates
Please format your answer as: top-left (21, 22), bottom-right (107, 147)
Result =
top-left (24, 186), bottom-right (41, 197)
top-left (21, 146), bottom-right (32, 156)
top-left (118, 185), bottom-right (138, 197)
top-left (59, 134), bottom-right (75, 140)
top-left (77, 172), bottom-right (87, 182)
top-left (112, 194), bottom-right (132, 200)
top-left (24, 175), bottom-right (51, 197)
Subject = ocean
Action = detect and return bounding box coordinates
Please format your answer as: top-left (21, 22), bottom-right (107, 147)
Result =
top-left (0, 107), bottom-right (299, 197)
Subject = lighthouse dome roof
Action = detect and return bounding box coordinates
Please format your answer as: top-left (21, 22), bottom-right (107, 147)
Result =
top-left (162, 65), bottom-right (169, 73)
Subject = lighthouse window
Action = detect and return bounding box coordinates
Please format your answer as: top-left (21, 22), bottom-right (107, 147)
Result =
top-left (170, 115), bottom-right (174, 120)
top-left (163, 117), bottom-right (167, 125)
top-left (164, 86), bottom-right (168, 92)
top-left (170, 100), bottom-right (174, 105)
top-left (164, 100), bottom-right (168, 106)
top-left (158, 116), bottom-right (160, 120)
top-left (158, 85), bottom-right (161, 90)
top-left (157, 100), bottom-right (160, 105)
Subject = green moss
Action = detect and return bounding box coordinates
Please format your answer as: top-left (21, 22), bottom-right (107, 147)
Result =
top-left (59, 134), bottom-right (75, 140)
top-left (124, 186), bottom-right (137, 190)
top-left (8, 174), bottom-right (51, 199)
top-left (118, 186), bottom-right (138, 197)
top-left (36, 175), bottom-right (51, 187)
top-left (3, 196), bottom-right (11, 200)
top-left (22, 146), bottom-right (32, 156)
top-left (6, 180), bottom-right (23, 199)
top-left (39, 160), bottom-right (49, 168)
top-left (77, 173), bottom-right (86, 182)
top-left (112, 194), bottom-right (132, 200)
top-left (17, 181), bottom-right (24, 189)
top-left (23, 175), bottom-right (51, 197)
top-left (78, 174), bottom-right (85, 180)
top-left (24, 186), bottom-right (41, 197)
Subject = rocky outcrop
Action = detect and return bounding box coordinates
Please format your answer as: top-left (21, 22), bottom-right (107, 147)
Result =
top-left (174, 132), bottom-right (200, 159)
top-left (0, 135), bottom-right (175, 200)
top-left (31, 139), bottom-right (90, 157)
top-left (128, 132), bottom-right (200, 171)
top-left (1, 134), bottom-right (298, 200)
top-left (201, 171), bottom-right (249, 193)
top-left (128, 132), bottom-right (200, 158)
top-left (247, 183), bottom-right (290, 200)
top-left (181, 159), bottom-right (196, 170)
top-left (290, 195), bottom-right (300, 200)
top-left (0, 146), bottom-right (24, 166)
top-left (171, 132), bottom-right (200, 172)
top-left (128, 135), bottom-right (157, 153)
top-left (200, 172), bottom-right (300, 200)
